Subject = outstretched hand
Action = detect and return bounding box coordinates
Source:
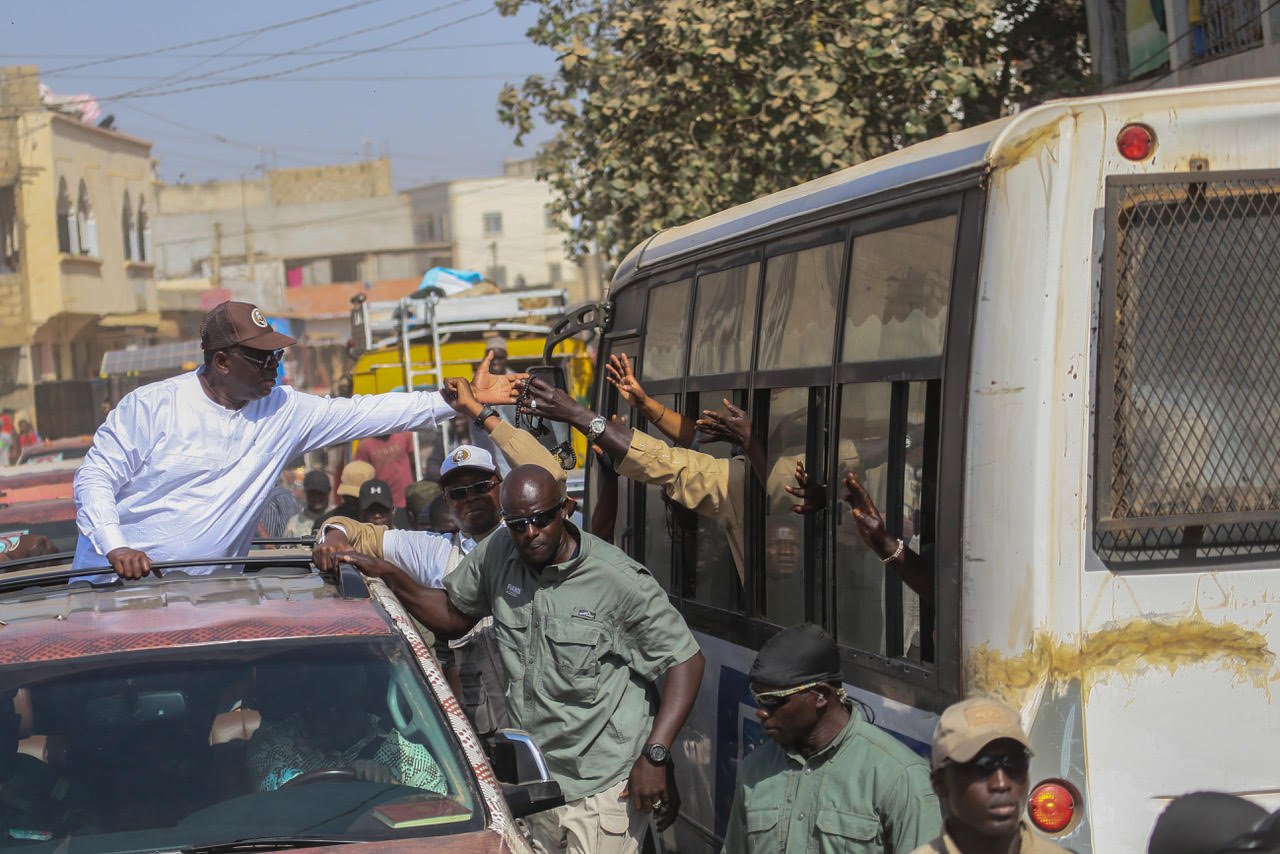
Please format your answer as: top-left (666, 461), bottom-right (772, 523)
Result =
top-left (515, 377), bottom-right (586, 425)
top-left (442, 376), bottom-right (483, 419)
top-left (785, 461), bottom-right (826, 515)
top-left (842, 471), bottom-right (893, 555)
top-left (695, 399), bottom-right (751, 447)
top-left (470, 352), bottom-right (529, 405)
top-left (605, 354), bottom-right (651, 412)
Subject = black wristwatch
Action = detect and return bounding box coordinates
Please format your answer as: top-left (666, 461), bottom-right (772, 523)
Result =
top-left (642, 743), bottom-right (670, 766)
top-left (474, 405), bottom-right (500, 430)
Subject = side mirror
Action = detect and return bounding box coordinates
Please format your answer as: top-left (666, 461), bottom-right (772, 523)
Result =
top-left (526, 363), bottom-right (568, 392)
top-left (490, 729), bottom-right (565, 818)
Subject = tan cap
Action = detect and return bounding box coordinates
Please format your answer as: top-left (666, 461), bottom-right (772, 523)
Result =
top-left (336, 461), bottom-right (375, 497)
top-left (931, 697), bottom-right (1030, 770)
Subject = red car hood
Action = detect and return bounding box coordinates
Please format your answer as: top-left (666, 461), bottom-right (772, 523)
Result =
top-left (304, 829), bottom-right (517, 853)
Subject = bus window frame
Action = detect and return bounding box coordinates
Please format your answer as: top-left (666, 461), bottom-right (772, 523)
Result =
top-left (593, 184), bottom-right (986, 710)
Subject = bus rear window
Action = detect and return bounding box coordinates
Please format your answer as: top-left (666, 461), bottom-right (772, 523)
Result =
top-left (1097, 175), bottom-right (1280, 558)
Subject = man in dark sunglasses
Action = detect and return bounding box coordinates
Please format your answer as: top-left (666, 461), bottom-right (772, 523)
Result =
top-left (73, 300), bottom-right (526, 580)
top-left (724, 622), bottom-right (940, 854)
top-left (313, 376), bottom-right (568, 743)
top-left (915, 697), bottom-right (1069, 854)
top-left (321, 459), bottom-right (705, 854)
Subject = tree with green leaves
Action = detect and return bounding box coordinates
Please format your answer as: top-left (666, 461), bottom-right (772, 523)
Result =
top-left (497, 0), bottom-right (1089, 266)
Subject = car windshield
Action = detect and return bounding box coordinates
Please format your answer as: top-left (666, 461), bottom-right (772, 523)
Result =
top-left (0, 638), bottom-right (487, 852)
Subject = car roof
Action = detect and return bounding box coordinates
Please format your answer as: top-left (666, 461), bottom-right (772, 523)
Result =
top-left (0, 556), bottom-right (396, 668)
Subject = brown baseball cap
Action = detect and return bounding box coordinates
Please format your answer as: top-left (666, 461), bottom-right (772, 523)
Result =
top-left (931, 696), bottom-right (1031, 770)
top-left (201, 301), bottom-right (296, 351)
top-left (336, 461), bottom-right (375, 498)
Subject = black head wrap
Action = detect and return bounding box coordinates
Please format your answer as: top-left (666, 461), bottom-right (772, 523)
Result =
top-left (1148, 792), bottom-right (1274, 854)
top-left (749, 622), bottom-right (841, 689)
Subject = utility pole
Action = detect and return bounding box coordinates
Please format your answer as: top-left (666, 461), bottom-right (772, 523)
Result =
top-left (212, 222), bottom-right (222, 289)
top-left (490, 240), bottom-right (499, 287)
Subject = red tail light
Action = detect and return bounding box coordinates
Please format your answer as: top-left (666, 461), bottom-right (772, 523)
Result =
top-left (1117, 123), bottom-right (1156, 161)
top-left (1029, 780), bottom-right (1078, 833)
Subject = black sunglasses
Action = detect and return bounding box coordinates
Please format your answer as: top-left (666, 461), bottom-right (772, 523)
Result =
top-left (232, 347), bottom-right (285, 370)
top-left (445, 480), bottom-right (497, 501)
top-left (951, 750), bottom-right (1031, 779)
top-left (502, 504), bottom-right (561, 533)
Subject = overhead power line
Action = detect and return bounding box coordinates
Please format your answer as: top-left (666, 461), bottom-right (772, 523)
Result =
top-left (26, 42), bottom-right (526, 63)
top-left (45, 0), bottom-right (393, 75)
top-left (96, 4), bottom-right (494, 103)
top-left (106, 0), bottom-right (484, 100)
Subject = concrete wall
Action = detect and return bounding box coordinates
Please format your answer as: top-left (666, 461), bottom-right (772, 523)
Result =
top-left (268, 158), bottom-right (393, 205)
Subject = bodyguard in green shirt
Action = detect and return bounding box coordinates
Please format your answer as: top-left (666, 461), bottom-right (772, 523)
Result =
top-left (334, 463), bottom-right (704, 854)
top-left (723, 623), bottom-right (942, 854)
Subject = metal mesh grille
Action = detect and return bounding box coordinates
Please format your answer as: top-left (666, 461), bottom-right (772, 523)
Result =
top-left (1098, 175), bottom-right (1280, 548)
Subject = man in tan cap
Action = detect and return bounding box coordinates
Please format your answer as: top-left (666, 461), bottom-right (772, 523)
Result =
top-left (74, 300), bottom-right (523, 578)
top-left (913, 697), bottom-right (1070, 854)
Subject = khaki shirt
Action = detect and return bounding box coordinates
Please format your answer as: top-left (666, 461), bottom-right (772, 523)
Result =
top-left (443, 522), bottom-right (700, 801)
top-left (722, 708), bottom-right (941, 854)
top-left (908, 821), bottom-right (1073, 854)
top-left (617, 428), bottom-right (747, 578)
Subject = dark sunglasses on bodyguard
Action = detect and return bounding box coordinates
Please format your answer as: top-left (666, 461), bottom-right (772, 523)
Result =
top-left (949, 749), bottom-right (1031, 780)
top-left (502, 505), bottom-right (561, 533)
top-left (445, 480), bottom-right (498, 501)
top-left (232, 347), bottom-right (285, 370)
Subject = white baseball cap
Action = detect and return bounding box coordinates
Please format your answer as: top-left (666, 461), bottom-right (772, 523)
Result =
top-left (439, 445), bottom-right (498, 482)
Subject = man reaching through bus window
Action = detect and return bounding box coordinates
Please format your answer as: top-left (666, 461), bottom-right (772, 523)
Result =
top-left (723, 623), bottom-right (941, 854)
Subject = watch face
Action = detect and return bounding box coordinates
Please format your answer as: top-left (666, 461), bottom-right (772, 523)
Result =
top-left (646, 743), bottom-right (669, 764)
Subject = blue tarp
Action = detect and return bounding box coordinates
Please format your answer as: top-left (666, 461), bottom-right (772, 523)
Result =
top-left (416, 267), bottom-right (484, 297)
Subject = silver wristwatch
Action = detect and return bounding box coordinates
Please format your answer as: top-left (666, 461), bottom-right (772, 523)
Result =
top-left (585, 415), bottom-right (607, 442)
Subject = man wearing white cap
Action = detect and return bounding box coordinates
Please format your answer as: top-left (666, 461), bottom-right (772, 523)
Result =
top-left (314, 376), bottom-right (564, 739)
top-left (913, 697), bottom-right (1070, 854)
top-left (73, 300), bottom-right (524, 578)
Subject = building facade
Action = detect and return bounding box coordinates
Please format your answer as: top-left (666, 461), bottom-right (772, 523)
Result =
top-left (1087, 0), bottom-right (1280, 89)
top-left (406, 158), bottom-right (603, 305)
top-left (0, 65), bottom-right (161, 414)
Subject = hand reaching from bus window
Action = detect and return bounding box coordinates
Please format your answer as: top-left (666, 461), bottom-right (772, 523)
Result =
top-left (842, 472), bottom-right (894, 556)
top-left (786, 461), bottom-right (827, 515)
top-left (470, 352), bottom-right (528, 405)
top-left (843, 472), bottom-right (934, 605)
top-left (605, 353), bottom-right (652, 413)
top-left (442, 377), bottom-right (483, 420)
top-left (695, 399), bottom-right (752, 448)
top-left (515, 376), bottom-right (584, 425)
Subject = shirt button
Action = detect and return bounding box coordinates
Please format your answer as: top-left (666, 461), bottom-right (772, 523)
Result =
top-left (798, 813), bottom-right (804, 820)
top-left (804, 769), bottom-right (812, 775)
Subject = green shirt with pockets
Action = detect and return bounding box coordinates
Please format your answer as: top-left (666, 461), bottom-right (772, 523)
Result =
top-left (443, 521), bottom-right (701, 802)
top-left (722, 706), bottom-right (942, 854)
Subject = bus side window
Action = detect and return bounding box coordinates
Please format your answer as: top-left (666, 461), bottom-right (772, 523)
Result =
top-left (758, 243), bottom-right (842, 370)
top-left (640, 393), bottom-right (679, 592)
top-left (592, 340), bottom-right (638, 550)
top-left (640, 280), bottom-right (692, 382)
top-left (685, 389), bottom-right (747, 611)
top-left (761, 386), bottom-right (827, 627)
top-left (834, 380), bottom-right (938, 661)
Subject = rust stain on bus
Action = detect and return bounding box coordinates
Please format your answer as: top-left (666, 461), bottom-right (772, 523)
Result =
top-left (989, 117), bottom-right (1065, 171)
top-left (966, 615), bottom-right (1274, 704)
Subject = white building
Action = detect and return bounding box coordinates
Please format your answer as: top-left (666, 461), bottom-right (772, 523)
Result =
top-left (405, 159), bottom-right (603, 305)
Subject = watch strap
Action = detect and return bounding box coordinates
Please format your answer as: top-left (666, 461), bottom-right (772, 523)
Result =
top-left (474, 406), bottom-right (500, 430)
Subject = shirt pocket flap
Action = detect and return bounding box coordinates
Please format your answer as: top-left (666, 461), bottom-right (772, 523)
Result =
top-left (745, 806), bottom-right (781, 834)
top-left (543, 616), bottom-right (607, 654)
top-left (815, 808), bottom-right (880, 841)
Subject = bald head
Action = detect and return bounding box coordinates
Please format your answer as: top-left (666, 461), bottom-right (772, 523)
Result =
top-left (500, 465), bottom-right (560, 514)
top-left (501, 465), bottom-right (574, 569)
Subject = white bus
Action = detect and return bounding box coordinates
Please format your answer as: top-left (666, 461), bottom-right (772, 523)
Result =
top-left (581, 78), bottom-right (1280, 854)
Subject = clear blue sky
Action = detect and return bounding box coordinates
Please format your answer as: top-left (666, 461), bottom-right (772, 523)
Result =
top-left (6, 0), bottom-right (557, 188)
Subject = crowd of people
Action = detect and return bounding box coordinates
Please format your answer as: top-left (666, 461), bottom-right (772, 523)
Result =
top-left (33, 300), bottom-right (1277, 854)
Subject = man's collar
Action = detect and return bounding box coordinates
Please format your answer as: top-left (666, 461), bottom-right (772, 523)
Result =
top-left (784, 701), bottom-right (859, 763)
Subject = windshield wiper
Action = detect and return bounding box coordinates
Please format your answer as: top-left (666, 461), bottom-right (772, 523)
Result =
top-left (180, 836), bottom-right (358, 853)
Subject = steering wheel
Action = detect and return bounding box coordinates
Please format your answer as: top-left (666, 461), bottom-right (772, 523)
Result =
top-left (387, 680), bottom-right (427, 742)
top-left (280, 767), bottom-right (359, 788)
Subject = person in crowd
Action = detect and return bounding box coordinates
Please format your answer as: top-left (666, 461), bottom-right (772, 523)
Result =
top-left (404, 480), bottom-right (442, 532)
top-left (324, 461), bottom-right (375, 524)
top-left (353, 432), bottom-right (414, 511)
top-left (723, 623), bottom-right (941, 854)
top-left (314, 377), bottom-right (567, 745)
top-left (16, 419), bottom-right (40, 454)
top-left (0, 411), bottom-right (13, 467)
top-left (913, 697), bottom-right (1065, 854)
top-left (0, 533), bottom-right (59, 567)
top-left (255, 485), bottom-right (302, 539)
top-left (284, 470), bottom-right (332, 538)
top-left (316, 460), bottom-right (704, 854)
top-left (358, 479), bottom-right (395, 527)
top-left (73, 300), bottom-right (524, 579)
top-left (1, 690), bottom-right (84, 839)
top-left (247, 668), bottom-right (446, 794)
top-left (484, 336), bottom-right (510, 376)
top-left (1148, 792), bottom-right (1278, 854)
top-left (420, 495), bottom-right (460, 535)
